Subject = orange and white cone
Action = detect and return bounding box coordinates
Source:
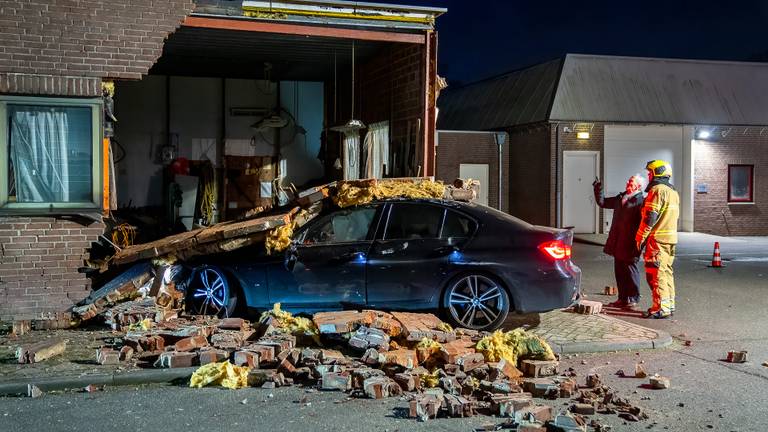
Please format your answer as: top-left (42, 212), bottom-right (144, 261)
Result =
top-left (711, 242), bottom-right (722, 268)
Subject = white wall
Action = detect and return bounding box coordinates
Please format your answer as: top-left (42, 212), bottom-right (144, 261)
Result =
top-left (603, 125), bottom-right (685, 231)
top-left (279, 81), bottom-right (324, 187)
top-left (114, 77), bottom-right (324, 208)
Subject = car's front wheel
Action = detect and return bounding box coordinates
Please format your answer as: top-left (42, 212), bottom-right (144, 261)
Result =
top-left (443, 274), bottom-right (510, 331)
top-left (186, 266), bottom-right (238, 317)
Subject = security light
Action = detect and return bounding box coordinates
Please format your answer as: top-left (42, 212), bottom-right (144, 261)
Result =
top-left (697, 129), bottom-right (711, 139)
top-left (577, 132), bottom-right (590, 139)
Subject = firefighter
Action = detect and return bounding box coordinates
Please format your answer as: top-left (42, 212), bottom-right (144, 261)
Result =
top-left (593, 175), bottom-right (645, 309)
top-left (636, 160), bottom-right (680, 319)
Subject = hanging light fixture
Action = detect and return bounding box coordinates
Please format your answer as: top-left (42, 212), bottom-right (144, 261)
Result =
top-left (332, 40), bottom-right (365, 133)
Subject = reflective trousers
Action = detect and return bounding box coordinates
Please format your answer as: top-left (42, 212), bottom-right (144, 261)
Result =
top-left (644, 238), bottom-right (676, 315)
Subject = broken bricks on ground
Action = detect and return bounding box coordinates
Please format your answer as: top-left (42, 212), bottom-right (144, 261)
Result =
top-left (37, 299), bottom-right (654, 429)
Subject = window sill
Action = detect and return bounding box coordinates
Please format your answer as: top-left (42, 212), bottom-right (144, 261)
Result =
top-left (727, 201), bottom-right (755, 205)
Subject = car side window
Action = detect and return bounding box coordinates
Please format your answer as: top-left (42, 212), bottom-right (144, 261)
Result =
top-left (384, 204), bottom-right (444, 240)
top-left (441, 210), bottom-right (475, 238)
top-left (301, 206), bottom-right (378, 245)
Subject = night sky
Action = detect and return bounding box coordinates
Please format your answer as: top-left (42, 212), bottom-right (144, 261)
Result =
top-left (402, 0), bottom-right (768, 86)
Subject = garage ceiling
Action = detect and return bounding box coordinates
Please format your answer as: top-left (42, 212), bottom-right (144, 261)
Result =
top-left (151, 26), bottom-right (388, 81)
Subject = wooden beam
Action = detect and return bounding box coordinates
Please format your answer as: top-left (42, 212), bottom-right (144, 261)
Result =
top-left (182, 16), bottom-right (426, 44)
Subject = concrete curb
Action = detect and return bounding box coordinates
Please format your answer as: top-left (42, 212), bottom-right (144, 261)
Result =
top-left (573, 236), bottom-right (607, 247)
top-left (549, 329), bottom-right (674, 354)
top-left (0, 367), bottom-right (197, 396)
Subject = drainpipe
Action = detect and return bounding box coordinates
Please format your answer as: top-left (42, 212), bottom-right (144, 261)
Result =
top-left (554, 123), bottom-right (561, 228)
top-left (493, 132), bottom-right (506, 211)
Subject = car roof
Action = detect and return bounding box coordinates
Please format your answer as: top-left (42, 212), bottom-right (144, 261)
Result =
top-left (370, 198), bottom-right (534, 229)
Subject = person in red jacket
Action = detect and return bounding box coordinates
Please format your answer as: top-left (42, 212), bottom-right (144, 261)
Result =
top-left (593, 175), bottom-right (645, 309)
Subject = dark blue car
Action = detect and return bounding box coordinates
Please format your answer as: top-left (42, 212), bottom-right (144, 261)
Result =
top-left (186, 199), bottom-right (581, 331)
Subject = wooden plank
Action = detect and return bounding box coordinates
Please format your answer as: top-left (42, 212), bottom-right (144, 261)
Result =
top-left (182, 16), bottom-right (427, 45)
top-left (112, 213), bottom-right (290, 265)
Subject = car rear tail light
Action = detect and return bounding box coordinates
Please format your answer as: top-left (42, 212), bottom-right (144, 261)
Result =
top-left (538, 240), bottom-right (572, 260)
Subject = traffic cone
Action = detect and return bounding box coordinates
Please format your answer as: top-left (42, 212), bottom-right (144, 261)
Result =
top-left (711, 242), bottom-right (722, 268)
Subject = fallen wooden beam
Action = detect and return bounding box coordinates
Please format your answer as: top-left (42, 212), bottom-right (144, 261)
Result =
top-left (112, 213), bottom-right (291, 265)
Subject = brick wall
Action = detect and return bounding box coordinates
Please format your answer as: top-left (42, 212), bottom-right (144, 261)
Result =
top-left (0, 0), bottom-right (195, 95)
top-left (506, 125), bottom-right (552, 226)
top-left (694, 129), bottom-right (768, 235)
top-left (435, 131), bottom-right (509, 212)
top-left (359, 42), bottom-right (426, 177)
top-left (0, 216), bottom-right (104, 320)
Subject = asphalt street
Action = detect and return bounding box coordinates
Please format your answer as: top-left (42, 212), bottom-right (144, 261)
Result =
top-left (1, 235), bottom-right (767, 432)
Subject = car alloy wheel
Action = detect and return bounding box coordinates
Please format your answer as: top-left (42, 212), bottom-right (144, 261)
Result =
top-left (447, 274), bottom-right (508, 330)
top-left (189, 266), bottom-right (232, 317)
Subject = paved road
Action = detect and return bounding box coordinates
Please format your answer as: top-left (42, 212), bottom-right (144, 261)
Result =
top-left (1, 236), bottom-right (766, 432)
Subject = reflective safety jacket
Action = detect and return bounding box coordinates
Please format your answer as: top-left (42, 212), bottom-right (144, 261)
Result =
top-left (636, 179), bottom-right (679, 246)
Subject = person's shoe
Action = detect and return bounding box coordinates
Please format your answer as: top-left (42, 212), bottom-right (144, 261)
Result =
top-left (606, 300), bottom-right (627, 308)
top-left (644, 309), bottom-right (671, 319)
top-left (623, 302), bottom-right (639, 311)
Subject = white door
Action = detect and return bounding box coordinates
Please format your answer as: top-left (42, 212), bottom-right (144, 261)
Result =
top-left (563, 151), bottom-right (599, 233)
top-left (604, 125), bottom-right (683, 231)
top-left (459, 163), bottom-right (490, 206)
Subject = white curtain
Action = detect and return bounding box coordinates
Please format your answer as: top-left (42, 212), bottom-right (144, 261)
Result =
top-left (343, 131), bottom-right (360, 180)
top-left (363, 121), bottom-right (390, 179)
top-left (10, 107), bottom-right (71, 202)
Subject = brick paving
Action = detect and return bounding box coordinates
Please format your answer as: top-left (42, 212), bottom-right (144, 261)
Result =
top-left (510, 309), bottom-right (671, 353)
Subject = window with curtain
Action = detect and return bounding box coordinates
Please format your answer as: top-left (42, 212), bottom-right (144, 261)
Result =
top-left (728, 164), bottom-right (754, 203)
top-left (1, 96), bottom-right (101, 211)
top-left (363, 121), bottom-right (390, 179)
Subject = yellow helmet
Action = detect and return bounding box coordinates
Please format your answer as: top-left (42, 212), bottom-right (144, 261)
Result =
top-left (646, 160), bottom-right (672, 177)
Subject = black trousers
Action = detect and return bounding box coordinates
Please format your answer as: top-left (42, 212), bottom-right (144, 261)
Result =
top-left (614, 258), bottom-right (641, 303)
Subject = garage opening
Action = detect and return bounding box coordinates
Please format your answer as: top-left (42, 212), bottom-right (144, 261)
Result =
top-left (110, 22), bottom-right (430, 241)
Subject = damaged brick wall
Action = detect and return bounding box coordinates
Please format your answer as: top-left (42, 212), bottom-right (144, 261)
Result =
top-left (0, 217), bottom-right (105, 320)
top-left (359, 42), bottom-right (426, 176)
top-left (0, 0), bottom-right (195, 95)
top-left (435, 131), bottom-right (509, 212)
top-left (694, 129), bottom-right (768, 235)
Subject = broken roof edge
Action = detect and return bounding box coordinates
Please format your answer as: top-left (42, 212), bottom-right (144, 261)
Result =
top-left (235, 0), bottom-right (445, 30)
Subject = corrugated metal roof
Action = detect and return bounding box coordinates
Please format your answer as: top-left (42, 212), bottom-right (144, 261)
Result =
top-left (438, 54), bottom-right (768, 130)
top-left (436, 58), bottom-right (562, 130)
top-left (550, 54), bottom-right (768, 125)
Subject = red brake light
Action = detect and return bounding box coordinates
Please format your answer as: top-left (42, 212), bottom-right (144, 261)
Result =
top-left (538, 240), bottom-right (572, 260)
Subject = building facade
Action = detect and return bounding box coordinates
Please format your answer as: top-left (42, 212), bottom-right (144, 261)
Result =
top-left (438, 54), bottom-right (768, 236)
top-left (0, 0), bottom-right (445, 320)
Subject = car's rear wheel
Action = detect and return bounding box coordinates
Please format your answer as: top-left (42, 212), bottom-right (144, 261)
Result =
top-left (187, 266), bottom-right (238, 317)
top-left (444, 274), bottom-right (510, 331)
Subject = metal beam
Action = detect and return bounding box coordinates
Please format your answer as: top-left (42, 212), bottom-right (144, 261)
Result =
top-left (182, 16), bottom-right (426, 44)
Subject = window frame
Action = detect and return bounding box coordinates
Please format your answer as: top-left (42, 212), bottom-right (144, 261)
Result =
top-left (380, 202), bottom-right (458, 241)
top-left (296, 204), bottom-right (382, 246)
top-left (727, 164), bottom-right (754, 204)
top-left (0, 95), bottom-right (103, 213)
